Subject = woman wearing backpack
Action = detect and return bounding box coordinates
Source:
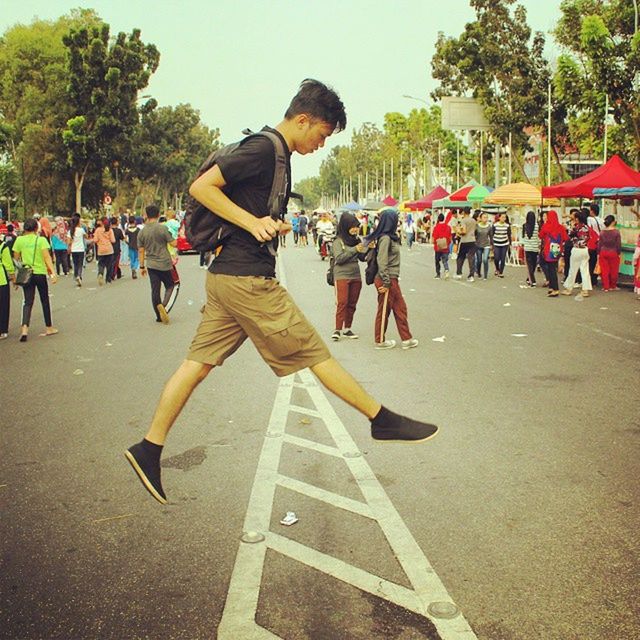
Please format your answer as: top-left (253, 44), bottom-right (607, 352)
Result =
top-left (367, 208), bottom-right (418, 350)
top-left (539, 210), bottom-right (568, 297)
top-left (331, 212), bottom-right (368, 341)
top-left (562, 209), bottom-right (592, 297)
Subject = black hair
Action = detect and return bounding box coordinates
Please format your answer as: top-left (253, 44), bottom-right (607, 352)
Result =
top-left (69, 213), bottom-right (81, 240)
top-left (23, 217), bottom-right (38, 232)
top-left (589, 202), bottom-right (599, 215)
top-left (146, 205), bottom-right (160, 219)
top-left (604, 214), bottom-right (616, 227)
top-left (580, 207), bottom-right (590, 218)
top-left (524, 210), bottom-right (536, 239)
top-left (437, 213), bottom-right (444, 222)
top-left (576, 209), bottom-right (588, 225)
top-left (284, 79), bottom-right (347, 133)
top-left (102, 216), bottom-right (111, 231)
top-left (7, 224), bottom-right (13, 232)
top-left (128, 216), bottom-right (136, 224)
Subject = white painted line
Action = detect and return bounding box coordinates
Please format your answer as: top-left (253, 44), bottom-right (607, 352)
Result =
top-left (276, 475), bottom-right (374, 519)
top-left (288, 404), bottom-right (322, 418)
top-left (282, 434), bottom-right (343, 458)
top-left (218, 253), bottom-right (478, 640)
top-left (576, 322), bottom-right (638, 346)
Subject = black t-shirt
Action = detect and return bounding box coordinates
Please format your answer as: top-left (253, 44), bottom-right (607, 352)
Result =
top-left (209, 127), bottom-right (291, 277)
top-left (112, 227), bottom-right (124, 254)
top-left (126, 226), bottom-right (139, 251)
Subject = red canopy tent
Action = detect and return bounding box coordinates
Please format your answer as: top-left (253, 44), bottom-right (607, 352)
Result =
top-left (541, 154), bottom-right (640, 199)
top-left (382, 195), bottom-right (398, 206)
top-left (405, 185), bottom-right (450, 210)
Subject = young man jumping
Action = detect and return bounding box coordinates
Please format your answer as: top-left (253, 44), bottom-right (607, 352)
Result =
top-left (125, 79), bottom-right (439, 504)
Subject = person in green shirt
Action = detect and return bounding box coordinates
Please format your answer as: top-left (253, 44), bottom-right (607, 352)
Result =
top-left (12, 218), bottom-right (58, 341)
top-left (0, 237), bottom-right (15, 338)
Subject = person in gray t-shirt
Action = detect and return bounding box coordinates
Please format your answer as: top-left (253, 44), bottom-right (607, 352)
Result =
top-left (138, 205), bottom-right (177, 323)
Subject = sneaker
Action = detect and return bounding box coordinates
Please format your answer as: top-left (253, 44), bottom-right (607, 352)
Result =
top-left (561, 289), bottom-right (572, 296)
top-left (401, 338), bottom-right (419, 350)
top-left (124, 442), bottom-right (167, 504)
top-left (76, 276), bottom-right (82, 287)
top-left (434, 274), bottom-right (440, 279)
top-left (453, 274), bottom-right (462, 280)
top-left (157, 304), bottom-right (170, 324)
top-left (331, 330), bottom-right (341, 341)
top-left (444, 271), bottom-right (450, 280)
top-left (343, 330), bottom-right (359, 339)
top-left (375, 340), bottom-right (396, 350)
top-left (467, 276), bottom-right (474, 282)
top-left (98, 274), bottom-right (104, 286)
top-left (371, 406), bottom-right (439, 443)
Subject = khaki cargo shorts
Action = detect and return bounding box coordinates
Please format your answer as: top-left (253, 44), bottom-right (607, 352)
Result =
top-left (187, 273), bottom-right (331, 377)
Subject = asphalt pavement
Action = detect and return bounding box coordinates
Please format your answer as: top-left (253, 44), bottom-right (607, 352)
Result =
top-left (1, 240), bottom-right (638, 640)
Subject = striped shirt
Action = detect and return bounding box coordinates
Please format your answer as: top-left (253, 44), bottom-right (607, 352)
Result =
top-left (491, 222), bottom-right (511, 247)
top-left (521, 222), bottom-right (540, 252)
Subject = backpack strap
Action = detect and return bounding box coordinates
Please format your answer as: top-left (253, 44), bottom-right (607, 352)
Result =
top-left (254, 129), bottom-right (289, 221)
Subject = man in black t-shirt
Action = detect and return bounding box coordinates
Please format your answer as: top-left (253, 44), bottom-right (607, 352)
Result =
top-left (126, 79), bottom-right (440, 504)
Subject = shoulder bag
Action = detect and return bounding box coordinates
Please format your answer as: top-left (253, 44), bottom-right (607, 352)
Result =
top-left (15, 236), bottom-right (39, 287)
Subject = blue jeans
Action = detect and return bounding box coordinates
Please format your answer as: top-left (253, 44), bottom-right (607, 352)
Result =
top-left (435, 252), bottom-right (449, 276)
top-left (128, 247), bottom-right (139, 271)
top-left (493, 245), bottom-right (508, 275)
top-left (475, 246), bottom-right (490, 278)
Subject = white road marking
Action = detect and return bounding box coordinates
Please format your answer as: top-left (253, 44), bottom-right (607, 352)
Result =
top-left (217, 254), bottom-right (478, 640)
top-left (576, 322), bottom-right (638, 346)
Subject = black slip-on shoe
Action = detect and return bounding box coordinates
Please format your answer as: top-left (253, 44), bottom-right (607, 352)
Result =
top-left (371, 407), bottom-right (439, 443)
top-left (125, 443), bottom-right (167, 504)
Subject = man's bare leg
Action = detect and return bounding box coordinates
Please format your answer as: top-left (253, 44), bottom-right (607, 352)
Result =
top-left (311, 356), bottom-right (438, 444)
top-left (145, 359), bottom-right (213, 445)
top-left (125, 359), bottom-right (212, 503)
top-left (310, 357), bottom-right (380, 419)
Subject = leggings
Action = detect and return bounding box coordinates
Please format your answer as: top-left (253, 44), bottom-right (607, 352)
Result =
top-left (71, 251), bottom-right (85, 279)
top-left (525, 251), bottom-right (538, 284)
top-left (148, 268), bottom-right (175, 320)
top-left (54, 249), bottom-right (69, 275)
top-left (21, 274), bottom-right (52, 327)
top-left (97, 254), bottom-right (113, 282)
top-left (493, 245), bottom-right (508, 274)
top-left (0, 283), bottom-right (9, 333)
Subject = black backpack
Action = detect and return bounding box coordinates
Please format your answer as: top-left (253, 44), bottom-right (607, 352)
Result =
top-left (184, 128), bottom-right (288, 253)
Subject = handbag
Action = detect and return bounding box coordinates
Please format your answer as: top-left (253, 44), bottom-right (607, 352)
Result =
top-left (364, 246), bottom-right (378, 285)
top-left (15, 236), bottom-right (39, 287)
top-left (594, 257), bottom-right (601, 275)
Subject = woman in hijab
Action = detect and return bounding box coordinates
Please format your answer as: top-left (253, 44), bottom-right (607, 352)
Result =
top-left (538, 210), bottom-right (568, 297)
top-left (521, 210), bottom-right (540, 286)
top-left (331, 213), bottom-right (368, 341)
top-left (366, 208), bottom-right (418, 350)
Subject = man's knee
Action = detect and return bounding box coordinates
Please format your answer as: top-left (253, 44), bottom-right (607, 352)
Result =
top-left (178, 359), bottom-right (213, 385)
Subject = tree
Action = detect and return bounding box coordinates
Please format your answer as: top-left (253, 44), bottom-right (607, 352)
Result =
top-left (293, 176), bottom-right (322, 210)
top-left (62, 23), bottom-right (160, 211)
top-left (130, 103), bottom-right (219, 210)
top-left (431, 0), bottom-right (553, 183)
top-left (553, 0), bottom-right (640, 164)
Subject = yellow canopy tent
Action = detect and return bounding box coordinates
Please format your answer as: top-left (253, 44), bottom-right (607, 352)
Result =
top-left (483, 182), bottom-right (560, 206)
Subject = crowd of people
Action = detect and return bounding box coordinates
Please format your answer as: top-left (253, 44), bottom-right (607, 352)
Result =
top-left (0, 206), bottom-right (184, 341)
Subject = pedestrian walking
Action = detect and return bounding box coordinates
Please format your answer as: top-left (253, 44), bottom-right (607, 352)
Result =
top-left (562, 209), bottom-right (592, 297)
top-left (587, 202), bottom-right (604, 285)
top-left (331, 212), bottom-right (367, 341)
top-left (474, 212), bottom-right (491, 280)
top-left (110, 217), bottom-right (125, 280)
top-left (12, 218), bottom-right (58, 340)
top-left (539, 210), bottom-right (568, 297)
top-left (298, 210), bottom-right (308, 246)
top-left (125, 79), bottom-right (438, 505)
top-left (51, 218), bottom-right (70, 276)
top-left (94, 218), bottom-right (115, 285)
top-left (368, 208), bottom-right (418, 350)
top-left (403, 214), bottom-right (416, 251)
top-left (432, 213), bottom-right (452, 279)
top-left (0, 236), bottom-right (15, 339)
top-left (454, 209), bottom-right (476, 281)
top-left (68, 213), bottom-right (88, 286)
top-left (597, 215), bottom-right (621, 292)
top-left (490, 212), bottom-right (511, 277)
top-left (521, 211), bottom-right (540, 287)
top-left (291, 213), bottom-right (300, 246)
top-left (125, 216), bottom-right (140, 278)
top-left (138, 205), bottom-right (176, 324)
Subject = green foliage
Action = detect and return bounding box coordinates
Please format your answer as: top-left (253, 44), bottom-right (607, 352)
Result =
top-left (293, 176), bottom-right (323, 210)
top-left (62, 22), bottom-right (160, 210)
top-left (130, 103), bottom-right (219, 209)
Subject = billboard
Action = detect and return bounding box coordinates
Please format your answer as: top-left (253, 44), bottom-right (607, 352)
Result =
top-left (441, 97), bottom-right (490, 131)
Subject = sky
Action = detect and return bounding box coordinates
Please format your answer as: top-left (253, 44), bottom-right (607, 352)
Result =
top-left (3, 0), bottom-right (564, 183)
